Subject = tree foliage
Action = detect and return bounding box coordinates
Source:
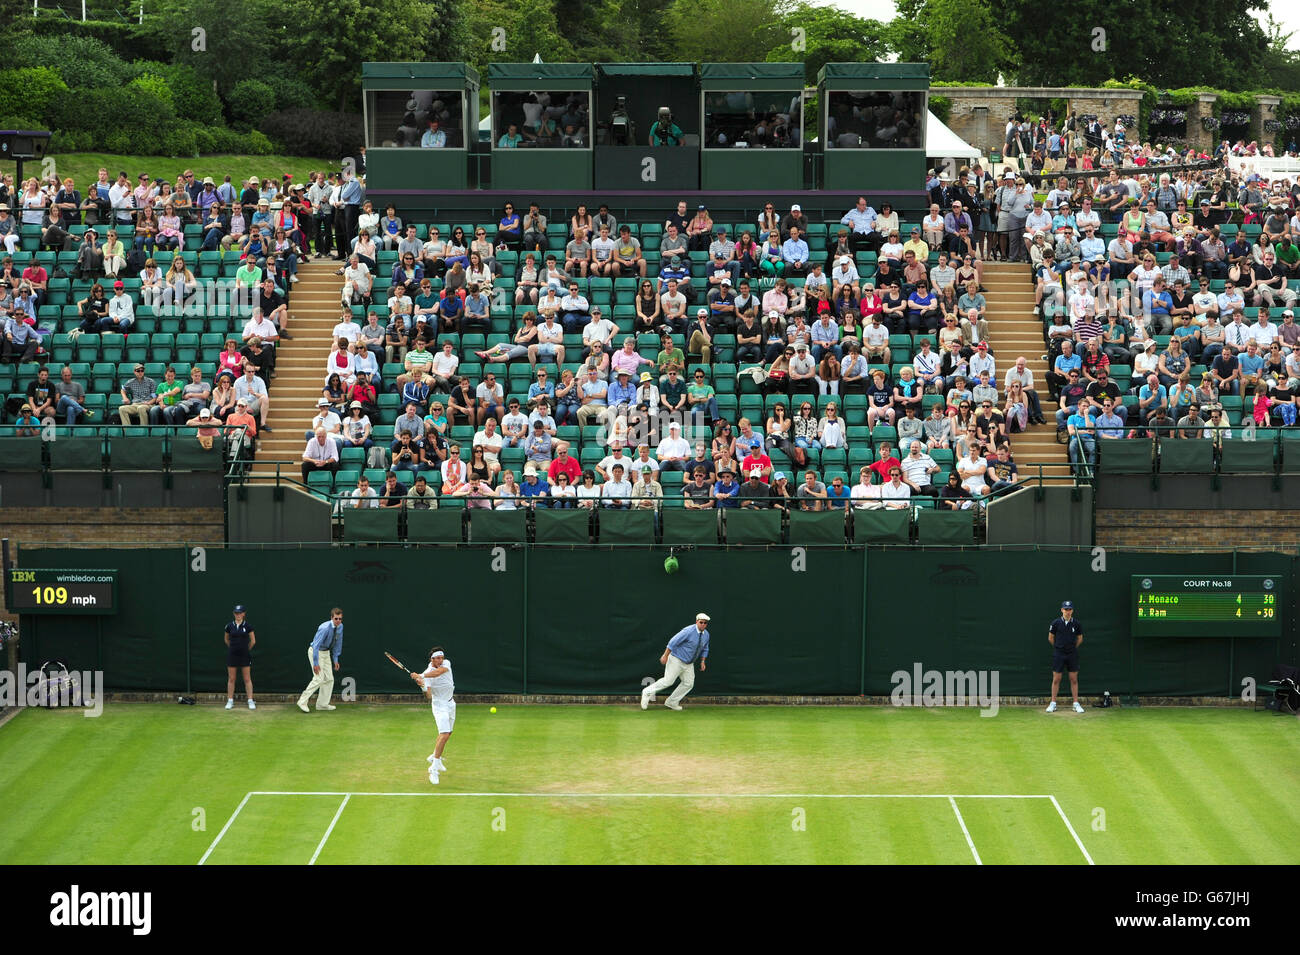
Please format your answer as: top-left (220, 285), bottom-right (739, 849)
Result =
top-left (767, 3), bottom-right (889, 86)
top-left (999, 0), bottom-right (1271, 88)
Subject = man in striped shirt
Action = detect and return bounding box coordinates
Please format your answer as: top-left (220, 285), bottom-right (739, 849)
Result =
top-left (640, 614), bottom-right (711, 711)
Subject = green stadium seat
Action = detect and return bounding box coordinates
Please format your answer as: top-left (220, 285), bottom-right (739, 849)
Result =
top-left (723, 508), bottom-right (782, 544)
top-left (662, 508), bottom-right (719, 545)
top-left (1157, 439), bottom-right (1212, 474)
top-left (852, 508), bottom-right (910, 543)
top-left (916, 508), bottom-right (974, 544)
top-left (534, 508), bottom-right (592, 543)
top-left (788, 509), bottom-right (847, 545)
top-left (342, 507), bottom-right (400, 542)
top-left (169, 435), bottom-right (225, 471)
top-left (0, 438), bottom-right (45, 471)
top-left (1219, 433), bottom-right (1276, 473)
top-left (468, 508), bottom-right (526, 542)
top-left (48, 436), bottom-right (104, 471)
top-left (405, 508), bottom-right (465, 543)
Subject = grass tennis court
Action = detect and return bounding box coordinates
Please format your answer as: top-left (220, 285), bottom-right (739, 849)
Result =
top-left (1, 703), bottom-right (1297, 864)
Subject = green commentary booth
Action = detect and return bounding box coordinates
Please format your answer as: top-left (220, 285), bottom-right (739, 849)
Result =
top-left (488, 63), bottom-right (594, 190)
top-left (362, 62), bottom-right (479, 190)
top-left (818, 62), bottom-right (929, 191)
top-left (593, 63), bottom-right (698, 191)
top-left (699, 63), bottom-right (804, 191)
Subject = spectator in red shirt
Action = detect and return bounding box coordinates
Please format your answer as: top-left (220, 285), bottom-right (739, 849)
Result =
top-left (740, 446), bottom-right (773, 483)
top-left (1081, 338), bottom-right (1110, 382)
top-left (547, 441), bottom-right (582, 485)
top-left (868, 440), bottom-right (901, 482)
top-left (21, 262), bottom-right (48, 309)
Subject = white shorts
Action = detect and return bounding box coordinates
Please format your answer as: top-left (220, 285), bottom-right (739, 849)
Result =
top-left (431, 699), bottom-right (456, 734)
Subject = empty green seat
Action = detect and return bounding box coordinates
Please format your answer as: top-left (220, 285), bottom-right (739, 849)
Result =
top-left (0, 438), bottom-right (45, 470)
top-left (170, 436), bottom-right (225, 470)
top-left (1157, 439), bottom-right (1213, 473)
top-left (662, 508), bottom-right (719, 545)
top-left (405, 507), bottom-right (464, 543)
top-left (916, 508), bottom-right (974, 544)
top-left (107, 436), bottom-right (166, 470)
top-left (342, 507), bottom-right (400, 542)
top-left (1219, 434), bottom-right (1276, 473)
top-left (788, 509), bottom-right (847, 545)
top-left (723, 508), bottom-right (782, 544)
top-left (48, 436), bottom-right (103, 470)
top-left (1100, 438), bottom-right (1156, 474)
top-left (596, 508), bottom-right (655, 543)
top-left (853, 508), bottom-right (910, 543)
top-left (468, 508), bottom-right (526, 542)
top-left (534, 508), bottom-right (591, 543)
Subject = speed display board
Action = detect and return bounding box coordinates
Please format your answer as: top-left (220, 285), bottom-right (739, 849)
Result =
top-left (7, 568), bottom-right (117, 614)
top-left (1132, 575), bottom-right (1283, 637)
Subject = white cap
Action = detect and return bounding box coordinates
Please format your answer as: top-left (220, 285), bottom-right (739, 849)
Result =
top-left (791, 204), bottom-right (801, 212)
top-left (198, 408), bottom-right (212, 418)
top-left (750, 466), bottom-right (763, 477)
top-left (696, 612), bottom-right (710, 622)
top-left (838, 256), bottom-right (850, 265)
top-left (768, 309), bottom-right (779, 318)
top-left (697, 308), bottom-right (708, 316)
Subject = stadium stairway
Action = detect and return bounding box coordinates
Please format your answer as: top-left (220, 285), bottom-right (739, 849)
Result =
top-left (980, 261), bottom-right (1071, 481)
top-left (249, 261), bottom-right (341, 477)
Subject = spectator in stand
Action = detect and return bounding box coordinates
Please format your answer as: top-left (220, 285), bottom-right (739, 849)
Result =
top-left (54, 364), bottom-right (92, 425)
top-left (301, 426), bottom-right (339, 482)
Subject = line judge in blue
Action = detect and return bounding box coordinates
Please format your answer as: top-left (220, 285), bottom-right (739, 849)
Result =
top-left (640, 613), bottom-right (711, 711)
top-left (1047, 600), bottom-right (1084, 713)
top-left (297, 607), bottom-right (344, 713)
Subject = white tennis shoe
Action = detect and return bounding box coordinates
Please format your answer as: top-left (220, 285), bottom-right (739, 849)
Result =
top-left (225, 699), bottom-right (233, 710)
top-left (640, 690), bottom-right (651, 710)
top-left (297, 701), bottom-right (310, 713)
top-left (247, 700), bottom-right (256, 710)
top-left (1046, 701), bottom-right (1058, 712)
top-left (317, 704), bottom-right (336, 711)
top-left (427, 753), bottom-right (437, 763)
top-left (428, 768), bottom-right (440, 786)
top-left (665, 701), bottom-right (683, 711)
top-left (1073, 701), bottom-right (1085, 713)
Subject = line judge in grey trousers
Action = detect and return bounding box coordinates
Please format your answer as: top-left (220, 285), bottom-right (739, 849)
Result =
top-left (641, 612), bottom-right (710, 711)
top-left (298, 607), bottom-right (344, 712)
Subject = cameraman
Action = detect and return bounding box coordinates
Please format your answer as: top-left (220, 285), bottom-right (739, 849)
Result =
top-left (650, 108), bottom-right (683, 147)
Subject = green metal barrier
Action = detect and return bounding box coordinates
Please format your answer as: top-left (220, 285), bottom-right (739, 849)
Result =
top-left (15, 545), bottom-right (1294, 699)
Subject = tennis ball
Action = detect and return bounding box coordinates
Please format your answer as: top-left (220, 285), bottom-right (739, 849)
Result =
top-left (490, 706), bottom-right (497, 713)
top-left (664, 555), bottom-right (679, 575)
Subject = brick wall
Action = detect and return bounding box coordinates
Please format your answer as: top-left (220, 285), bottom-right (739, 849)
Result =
top-left (931, 86), bottom-right (1147, 157)
top-left (1097, 509), bottom-right (1300, 550)
top-left (0, 508), bottom-right (223, 552)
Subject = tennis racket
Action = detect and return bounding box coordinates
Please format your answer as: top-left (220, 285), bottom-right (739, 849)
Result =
top-left (384, 651), bottom-right (410, 673)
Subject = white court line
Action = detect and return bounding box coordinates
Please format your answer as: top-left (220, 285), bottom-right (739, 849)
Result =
top-left (948, 796), bottom-right (982, 865)
top-left (1048, 795), bottom-right (1096, 866)
top-left (250, 791), bottom-right (1056, 799)
top-left (197, 791), bottom-right (253, 866)
top-left (308, 794), bottom-right (351, 866)
top-left (204, 792), bottom-right (1091, 865)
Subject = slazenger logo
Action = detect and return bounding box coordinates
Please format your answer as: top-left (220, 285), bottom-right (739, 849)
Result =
top-left (343, 561), bottom-right (393, 585)
top-left (928, 564), bottom-right (979, 587)
top-left (49, 885), bottom-right (151, 935)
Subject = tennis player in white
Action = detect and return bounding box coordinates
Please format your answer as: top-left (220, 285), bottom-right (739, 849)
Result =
top-left (411, 647), bottom-right (455, 785)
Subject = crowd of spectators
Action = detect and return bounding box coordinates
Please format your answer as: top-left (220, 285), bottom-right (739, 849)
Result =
top-left (320, 193), bottom-right (1049, 513)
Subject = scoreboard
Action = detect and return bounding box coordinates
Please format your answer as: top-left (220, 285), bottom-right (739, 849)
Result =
top-left (1132, 576), bottom-right (1283, 637)
top-left (6, 568), bottom-right (117, 615)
